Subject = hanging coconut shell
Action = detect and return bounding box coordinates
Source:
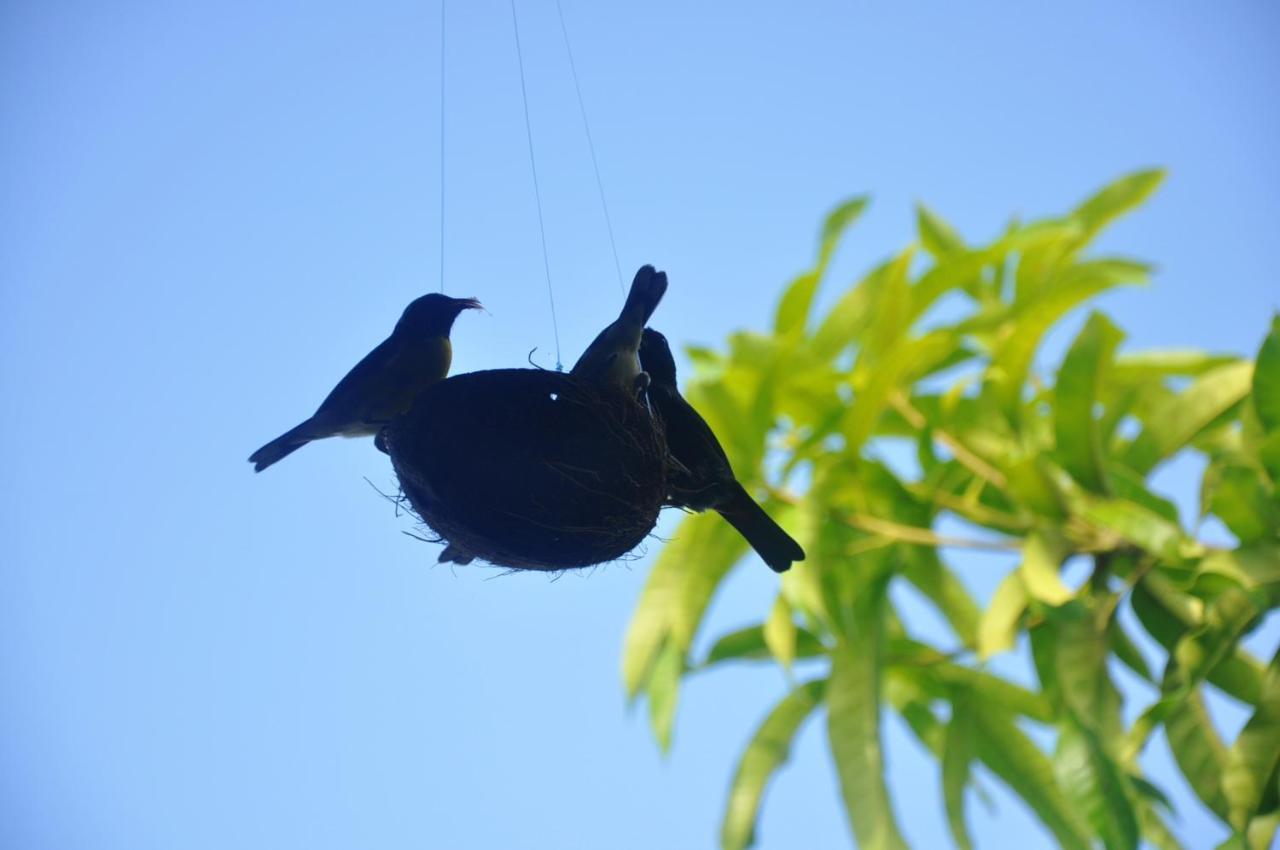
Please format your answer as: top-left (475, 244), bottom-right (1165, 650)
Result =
top-left (383, 368), bottom-right (667, 570)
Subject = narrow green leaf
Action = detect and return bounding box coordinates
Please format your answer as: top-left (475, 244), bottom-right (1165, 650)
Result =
top-left (1052, 600), bottom-right (1123, 739)
top-left (1123, 361), bottom-right (1255, 474)
top-left (1207, 465), bottom-right (1279, 545)
top-left (647, 639), bottom-right (683, 753)
top-left (1110, 620), bottom-right (1156, 683)
top-left (1223, 651), bottom-right (1280, 831)
top-left (764, 594), bottom-right (798, 672)
top-left (1078, 496), bottom-right (1199, 564)
top-left (1165, 688), bottom-right (1231, 820)
top-left (622, 513), bottom-right (748, 699)
top-left (942, 694), bottom-right (976, 850)
top-left (970, 707), bottom-right (1093, 850)
top-left (775, 196), bottom-right (870, 334)
top-left (1252, 314), bottom-right (1280, 432)
top-left (991, 259), bottom-right (1148, 420)
top-left (1055, 311), bottom-right (1125, 493)
top-left (701, 624), bottom-right (826, 668)
top-left (1055, 720), bottom-right (1140, 850)
top-left (978, 571), bottom-right (1029, 659)
top-left (1111, 350), bottom-right (1242, 383)
top-left (1131, 578), bottom-right (1266, 706)
top-left (720, 679), bottom-right (827, 850)
top-left (900, 548), bottom-right (982, 648)
top-left (1198, 545), bottom-right (1280, 600)
top-left (917, 203), bottom-right (965, 257)
top-left (1138, 812), bottom-right (1186, 850)
top-left (1020, 531), bottom-right (1074, 606)
top-left (827, 589), bottom-right (909, 850)
top-left (1070, 168), bottom-right (1166, 246)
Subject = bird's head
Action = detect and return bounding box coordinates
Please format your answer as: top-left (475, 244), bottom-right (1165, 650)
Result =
top-left (394, 293), bottom-right (483, 337)
top-left (639, 327), bottom-right (678, 387)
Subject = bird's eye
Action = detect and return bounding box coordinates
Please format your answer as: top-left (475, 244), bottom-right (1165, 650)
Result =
top-left (549, 392), bottom-right (559, 401)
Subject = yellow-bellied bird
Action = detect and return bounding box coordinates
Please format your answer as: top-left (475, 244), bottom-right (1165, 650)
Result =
top-left (639, 328), bottom-right (805, 573)
top-left (249, 293), bottom-right (482, 472)
top-left (571, 265), bottom-right (667, 396)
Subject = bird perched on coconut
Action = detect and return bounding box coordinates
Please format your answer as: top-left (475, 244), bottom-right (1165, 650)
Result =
top-left (639, 328), bottom-right (805, 573)
top-left (249, 292), bottom-right (482, 472)
top-left (571, 264), bottom-right (668, 398)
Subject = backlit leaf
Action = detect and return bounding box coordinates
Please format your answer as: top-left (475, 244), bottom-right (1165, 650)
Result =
top-left (1251, 314), bottom-right (1280, 432)
top-left (1055, 311), bottom-right (1125, 493)
top-left (721, 679), bottom-right (827, 850)
top-left (1122, 361), bottom-right (1254, 474)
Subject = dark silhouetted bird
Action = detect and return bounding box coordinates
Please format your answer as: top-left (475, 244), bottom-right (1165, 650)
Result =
top-left (571, 265), bottom-right (667, 397)
top-left (249, 293), bottom-right (482, 472)
top-left (639, 328), bottom-right (805, 573)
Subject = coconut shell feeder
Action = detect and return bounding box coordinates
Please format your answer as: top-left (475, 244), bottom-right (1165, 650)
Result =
top-left (384, 368), bottom-right (668, 571)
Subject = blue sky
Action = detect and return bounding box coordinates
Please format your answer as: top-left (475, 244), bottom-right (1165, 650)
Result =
top-left (2, 2), bottom-right (1278, 848)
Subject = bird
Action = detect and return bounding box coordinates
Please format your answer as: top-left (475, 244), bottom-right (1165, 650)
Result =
top-left (438, 543), bottom-right (474, 566)
top-left (639, 328), bottom-right (805, 573)
top-left (571, 264), bottom-right (668, 398)
top-left (249, 293), bottom-right (482, 472)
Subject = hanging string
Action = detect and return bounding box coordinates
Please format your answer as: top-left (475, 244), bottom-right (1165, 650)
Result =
top-left (554, 0), bottom-right (624, 295)
top-left (509, 0), bottom-right (563, 370)
top-left (438, 0), bottom-right (447, 293)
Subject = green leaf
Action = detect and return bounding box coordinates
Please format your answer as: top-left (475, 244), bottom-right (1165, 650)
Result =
top-left (647, 638), bottom-right (684, 753)
top-left (811, 249), bottom-right (915, 362)
top-left (1131, 577), bottom-right (1267, 706)
top-left (1123, 361), bottom-right (1255, 474)
top-left (1111, 350), bottom-right (1242, 384)
top-left (900, 548), bottom-right (982, 648)
top-left (1051, 600), bottom-right (1123, 739)
top-left (1055, 311), bottom-right (1125, 493)
top-left (1127, 585), bottom-right (1261, 758)
top-left (1110, 619), bottom-right (1156, 683)
top-left (1055, 720), bottom-right (1140, 850)
top-left (1070, 168), bottom-right (1166, 246)
top-left (990, 259), bottom-right (1149, 420)
top-left (1198, 545), bottom-right (1280, 600)
top-left (1020, 531), bottom-right (1074, 606)
top-left (764, 594), bottom-right (798, 672)
top-left (978, 571), bottom-right (1029, 659)
top-left (841, 331), bottom-right (956, 455)
top-left (917, 203), bottom-right (965, 257)
top-left (1078, 496), bottom-right (1199, 564)
top-left (970, 707), bottom-right (1093, 850)
top-left (827, 586), bottom-right (909, 850)
top-left (1166, 688), bottom-right (1231, 820)
top-left (1223, 650), bottom-right (1280, 831)
top-left (942, 694), bottom-right (976, 850)
top-left (1207, 465), bottom-right (1279, 545)
top-left (701, 624), bottom-right (826, 668)
top-left (622, 512), bottom-right (748, 699)
top-left (1252, 314), bottom-right (1280, 432)
top-left (720, 679), bottom-right (827, 850)
top-left (775, 196), bottom-right (870, 334)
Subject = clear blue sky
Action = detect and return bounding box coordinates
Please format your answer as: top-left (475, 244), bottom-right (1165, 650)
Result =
top-left (2, 2), bottom-right (1278, 848)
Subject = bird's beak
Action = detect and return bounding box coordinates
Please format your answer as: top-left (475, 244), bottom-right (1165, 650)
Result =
top-left (455, 297), bottom-right (484, 312)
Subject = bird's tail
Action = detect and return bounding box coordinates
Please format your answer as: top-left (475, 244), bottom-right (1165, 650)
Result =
top-left (716, 482), bottom-right (805, 573)
top-left (621, 265), bottom-right (668, 328)
top-left (248, 422), bottom-right (314, 472)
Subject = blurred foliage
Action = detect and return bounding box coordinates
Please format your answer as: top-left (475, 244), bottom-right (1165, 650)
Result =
top-left (622, 171), bottom-right (1280, 849)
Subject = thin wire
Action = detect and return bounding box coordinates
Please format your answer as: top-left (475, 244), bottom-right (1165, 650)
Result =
top-left (509, 0), bottom-right (562, 370)
top-left (438, 0), bottom-right (447, 293)
top-left (553, 0), bottom-right (624, 295)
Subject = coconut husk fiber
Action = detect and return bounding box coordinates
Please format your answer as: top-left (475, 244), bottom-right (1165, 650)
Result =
top-left (383, 368), bottom-right (667, 570)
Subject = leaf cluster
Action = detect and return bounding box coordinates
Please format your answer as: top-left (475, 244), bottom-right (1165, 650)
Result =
top-left (622, 171), bottom-right (1280, 849)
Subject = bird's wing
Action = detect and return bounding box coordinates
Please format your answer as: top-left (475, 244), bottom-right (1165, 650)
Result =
top-left (310, 335), bottom-right (401, 423)
top-left (656, 388), bottom-right (734, 478)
